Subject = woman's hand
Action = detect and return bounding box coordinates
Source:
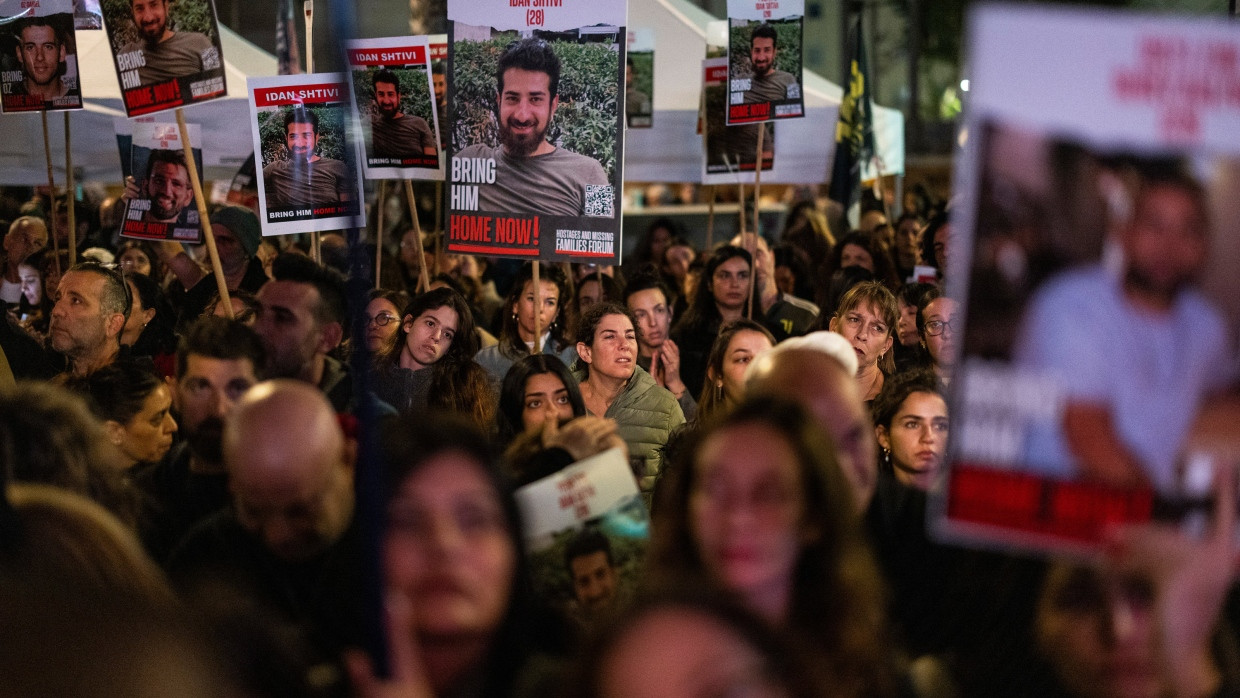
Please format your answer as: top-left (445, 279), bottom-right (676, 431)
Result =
top-left (345, 590), bottom-right (434, 698)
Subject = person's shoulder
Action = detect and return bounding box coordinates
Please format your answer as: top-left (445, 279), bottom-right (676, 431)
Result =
top-left (774, 69), bottom-right (798, 83)
top-left (547, 147), bottom-right (607, 181)
top-left (779, 292), bottom-right (820, 316)
top-left (175, 31), bottom-right (214, 51)
top-left (457, 143), bottom-right (499, 159)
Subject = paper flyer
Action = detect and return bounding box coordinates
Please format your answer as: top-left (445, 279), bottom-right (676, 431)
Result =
top-left (446, 0), bottom-right (625, 264)
top-left (513, 447), bottom-right (648, 628)
top-left (248, 72), bottom-right (366, 236)
top-left (120, 120), bottom-right (203, 243)
top-left (725, 0), bottom-right (803, 125)
top-left (100, 0), bottom-right (226, 117)
top-left (626, 28), bottom-right (653, 129)
top-left (346, 35), bottom-right (443, 180)
top-left (0, 0), bottom-right (82, 113)
top-left (931, 5), bottom-right (1240, 555)
top-left (702, 57), bottom-right (773, 185)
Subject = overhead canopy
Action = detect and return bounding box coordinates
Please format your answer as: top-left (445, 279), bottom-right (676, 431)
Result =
top-left (625, 0), bottom-right (904, 185)
top-left (0, 26), bottom-right (275, 185)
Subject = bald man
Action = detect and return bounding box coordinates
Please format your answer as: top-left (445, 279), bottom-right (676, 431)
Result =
top-left (167, 380), bottom-right (363, 664)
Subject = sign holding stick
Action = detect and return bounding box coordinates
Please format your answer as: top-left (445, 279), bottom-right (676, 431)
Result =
top-left (346, 36), bottom-right (443, 180)
top-left (64, 112), bottom-right (76, 265)
top-left (706, 184), bottom-right (716, 249)
top-left (532, 260), bottom-right (541, 354)
top-left (119, 120), bottom-right (205, 244)
top-left (374, 179), bottom-right (385, 289)
top-left (304, 0), bottom-right (320, 263)
top-left (403, 179), bottom-right (429, 294)
top-left (725, 0), bottom-right (805, 125)
top-left (40, 113), bottom-right (61, 268)
top-left (176, 108), bottom-right (231, 319)
top-left (0, 0), bottom-right (83, 114)
top-left (746, 124), bottom-right (764, 319)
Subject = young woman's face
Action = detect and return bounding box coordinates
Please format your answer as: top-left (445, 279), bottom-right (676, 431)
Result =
top-left (877, 391), bottom-right (948, 491)
top-left (520, 371), bottom-right (574, 433)
top-left (710, 256), bottom-right (750, 312)
top-left (115, 384), bottom-right (177, 467)
top-left (716, 330), bottom-right (773, 405)
top-left (513, 279), bottom-right (560, 341)
top-left (690, 422), bottom-right (805, 612)
top-left (17, 263), bottom-right (40, 306)
top-left (402, 305), bottom-right (459, 370)
top-left (577, 279), bottom-right (603, 316)
top-left (830, 301), bottom-right (893, 372)
top-left (921, 297), bottom-right (958, 369)
top-left (581, 313), bottom-right (637, 382)
top-left (840, 243), bottom-right (875, 272)
top-left (364, 297), bottom-right (402, 353)
top-left (896, 300), bottom-right (921, 346)
top-left (119, 247), bottom-right (152, 277)
top-left (384, 451), bottom-right (516, 640)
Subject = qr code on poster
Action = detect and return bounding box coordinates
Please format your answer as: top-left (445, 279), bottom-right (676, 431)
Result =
top-left (584, 185), bottom-right (613, 218)
top-left (201, 47), bottom-right (221, 71)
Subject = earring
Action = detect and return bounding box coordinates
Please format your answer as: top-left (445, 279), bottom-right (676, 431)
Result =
top-left (714, 382), bottom-right (723, 402)
top-left (882, 447), bottom-right (891, 467)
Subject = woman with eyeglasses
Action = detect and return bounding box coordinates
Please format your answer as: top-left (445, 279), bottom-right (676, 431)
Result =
top-left (362, 288), bottom-right (410, 354)
top-left (916, 286), bottom-right (958, 388)
top-left (828, 281), bottom-right (899, 404)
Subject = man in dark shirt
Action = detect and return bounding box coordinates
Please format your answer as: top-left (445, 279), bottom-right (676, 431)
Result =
top-left (432, 61), bottom-right (447, 152)
top-left (454, 37), bottom-right (608, 217)
top-left (263, 107), bottom-right (353, 209)
top-left (742, 23), bottom-right (799, 105)
top-left (119, 0), bottom-right (214, 84)
top-left (368, 68), bottom-right (436, 163)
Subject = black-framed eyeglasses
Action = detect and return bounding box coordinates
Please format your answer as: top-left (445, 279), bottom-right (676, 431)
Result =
top-left (368, 312), bottom-right (398, 327)
top-left (925, 318), bottom-right (957, 337)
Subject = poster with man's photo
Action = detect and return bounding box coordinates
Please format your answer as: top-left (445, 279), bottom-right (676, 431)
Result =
top-left (514, 448), bottom-right (648, 629)
top-left (429, 34), bottom-right (447, 154)
top-left (0, 0), bottom-right (83, 113)
top-left (702, 57), bottom-right (773, 185)
top-left (346, 35), bottom-right (443, 180)
top-left (446, 0), bottom-right (625, 264)
top-left (120, 120), bottom-right (203, 242)
top-left (930, 5), bottom-right (1240, 556)
top-left (100, 0), bottom-right (226, 116)
top-left (248, 73), bottom-right (366, 236)
top-left (725, 0), bottom-right (803, 125)
top-left (625, 28), bottom-right (652, 129)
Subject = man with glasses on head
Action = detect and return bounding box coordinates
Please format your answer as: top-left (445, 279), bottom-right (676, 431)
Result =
top-left (1014, 171), bottom-right (1228, 490)
top-left (454, 37), bottom-right (608, 217)
top-left (0, 217), bottom-right (48, 306)
top-left (47, 262), bottom-right (131, 377)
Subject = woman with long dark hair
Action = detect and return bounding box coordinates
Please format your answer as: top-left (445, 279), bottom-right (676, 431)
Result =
top-left (670, 245), bottom-right (758, 398)
top-left (476, 262), bottom-right (575, 383)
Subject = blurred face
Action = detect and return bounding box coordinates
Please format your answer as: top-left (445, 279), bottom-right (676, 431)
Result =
top-left (514, 279), bottom-right (560, 342)
top-left (691, 422), bottom-right (805, 612)
top-left (432, 72), bottom-right (446, 105)
top-left (921, 297), bottom-right (958, 369)
top-left (711, 256), bottom-right (750, 312)
top-left (120, 280), bottom-right (149, 346)
top-left (385, 451), bottom-right (516, 639)
top-left (840, 243), bottom-right (874, 272)
top-left (896, 300), bottom-right (920, 346)
top-left (232, 453), bottom-right (353, 562)
top-left (146, 161), bottom-right (192, 221)
top-left (648, 226), bottom-right (672, 261)
top-left (932, 224), bottom-right (952, 271)
top-left (716, 330), bottom-right (773, 405)
top-left (131, 0), bottom-right (169, 43)
top-left (877, 391), bottom-right (948, 491)
top-left (285, 121), bottom-right (319, 162)
top-left (17, 263), bottom-right (40, 306)
top-left (4, 221), bottom-right (48, 265)
top-left (830, 301), bottom-right (893, 372)
top-left (175, 354), bottom-right (258, 463)
top-left (577, 279), bottom-right (603, 315)
top-left (750, 36), bottom-right (775, 77)
top-left (570, 550), bottom-right (617, 613)
top-left (774, 264), bottom-right (795, 297)
top-left (374, 80), bottom-right (400, 118)
top-left (597, 606), bottom-right (790, 698)
top-left (1122, 184), bottom-right (1207, 304)
top-left (896, 218), bottom-right (922, 268)
top-left (521, 371), bottom-right (574, 432)
top-left (211, 224), bottom-right (249, 272)
top-left (627, 287), bottom-right (671, 354)
top-left (580, 313), bottom-right (637, 382)
top-left (17, 25), bottom-right (63, 87)
top-left (402, 305), bottom-right (459, 370)
top-left (254, 280), bottom-right (326, 379)
top-left (119, 247), bottom-right (153, 277)
top-left (364, 297), bottom-right (401, 353)
top-left (1037, 566), bottom-right (1160, 698)
top-left (664, 244), bottom-right (694, 282)
top-left (497, 67), bottom-right (557, 158)
top-left (115, 384), bottom-right (177, 467)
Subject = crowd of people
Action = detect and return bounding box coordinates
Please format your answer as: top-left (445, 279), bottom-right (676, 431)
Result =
top-left (0, 182), bottom-right (1236, 698)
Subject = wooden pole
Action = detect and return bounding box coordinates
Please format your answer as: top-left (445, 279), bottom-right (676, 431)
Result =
top-left (304, 0), bottom-right (321, 264)
top-left (176, 108), bottom-right (233, 319)
top-left (64, 112), bottom-right (76, 265)
top-left (532, 260), bottom-right (541, 354)
top-left (434, 180), bottom-right (443, 274)
top-left (747, 125), bottom-right (764, 320)
top-left (41, 113), bottom-right (61, 275)
top-left (374, 180), bottom-right (385, 289)
top-left (737, 181), bottom-right (745, 236)
top-left (403, 179), bottom-right (429, 294)
top-left (705, 184), bottom-right (716, 250)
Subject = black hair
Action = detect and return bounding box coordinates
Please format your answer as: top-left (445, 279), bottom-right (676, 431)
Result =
top-left (573, 300), bottom-right (638, 350)
top-left (283, 106), bottom-right (318, 135)
top-left (675, 244), bottom-right (755, 335)
top-left (871, 368), bottom-right (941, 432)
top-left (772, 243), bottom-right (815, 301)
top-left (498, 262), bottom-right (572, 358)
top-left (176, 316), bottom-right (265, 379)
top-left (125, 272), bottom-right (178, 359)
top-left (915, 285), bottom-right (943, 341)
top-left (372, 68), bottom-right (400, 93)
top-left (495, 353), bottom-right (585, 444)
top-left (497, 37), bottom-right (560, 100)
top-left (750, 22), bottom-right (778, 48)
top-left (622, 268), bottom-right (672, 309)
top-left (920, 212), bottom-right (949, 271)
top-left (270, 253), bottom-right (349, 327)
top-left (66, 358), bottom-right (164, 427)
top-left (144, 150), bottom-right (188, 181)
top-left (381, 287), bottom-right (479, 368)
top-left (564, 527), bottom-right (614, 571)
top-left (431, 61), bottom-right (445, 76)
